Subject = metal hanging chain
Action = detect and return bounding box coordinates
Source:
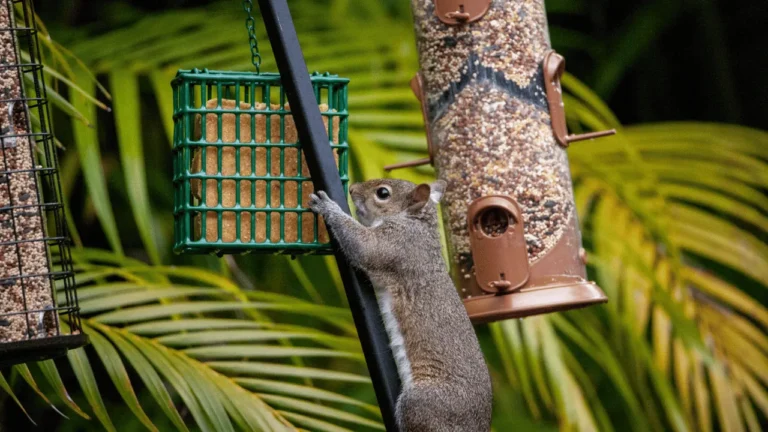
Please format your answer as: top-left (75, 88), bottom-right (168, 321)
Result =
top-left (242, 0), bottom-right (262, 73)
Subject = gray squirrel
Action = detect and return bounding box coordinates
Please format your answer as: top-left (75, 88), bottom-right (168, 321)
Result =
top-left (309, 179), bottom-right (493, 432)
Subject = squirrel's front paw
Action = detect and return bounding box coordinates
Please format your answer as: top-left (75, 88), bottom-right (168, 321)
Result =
top-left (309, 191), bottom-right (340, 216)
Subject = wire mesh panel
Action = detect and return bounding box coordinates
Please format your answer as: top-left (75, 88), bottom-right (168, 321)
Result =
top-left (172, 69), bottom-right (349, 255)
top-left (0, 0), bottom-right (86, 366)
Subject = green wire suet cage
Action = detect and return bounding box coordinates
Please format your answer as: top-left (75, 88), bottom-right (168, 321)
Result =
top-left (171, 3), bottom-right (349, 256)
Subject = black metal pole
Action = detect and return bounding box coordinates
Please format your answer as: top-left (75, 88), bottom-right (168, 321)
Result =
top-left (256, 1), bottom-right (401, 430)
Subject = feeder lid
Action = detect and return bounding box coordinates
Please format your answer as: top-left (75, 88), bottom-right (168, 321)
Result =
top-left (172, 69), bottom-right (348, 84)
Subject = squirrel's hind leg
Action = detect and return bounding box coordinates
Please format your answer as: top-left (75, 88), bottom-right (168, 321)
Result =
top-left (396, 385), bottom-right (487, 432)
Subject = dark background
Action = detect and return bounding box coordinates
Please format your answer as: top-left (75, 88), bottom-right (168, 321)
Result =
top-left (34, 0), bottom-right (768, 131)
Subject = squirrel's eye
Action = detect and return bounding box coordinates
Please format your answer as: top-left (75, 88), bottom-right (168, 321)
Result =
top-left (375, 187), bottom-right (391, 200)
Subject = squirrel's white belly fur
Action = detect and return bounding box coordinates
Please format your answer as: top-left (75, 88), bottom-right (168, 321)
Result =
top-left (374, 288), bottom-right (413, 390)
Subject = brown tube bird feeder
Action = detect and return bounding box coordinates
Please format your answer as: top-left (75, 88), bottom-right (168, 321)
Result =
top-left (393, 0), bottom-right (613, 324)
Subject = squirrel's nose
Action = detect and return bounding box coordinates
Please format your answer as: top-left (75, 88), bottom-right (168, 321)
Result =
top-left (349, 183), bottom-right (360, 195)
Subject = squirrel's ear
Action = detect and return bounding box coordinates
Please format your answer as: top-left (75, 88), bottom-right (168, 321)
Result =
top-left (430, 180), bottom-right (446, 203)
top-left (407, 183), bottom-right (431, 213)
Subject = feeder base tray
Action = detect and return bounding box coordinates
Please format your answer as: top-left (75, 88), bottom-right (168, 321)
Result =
top-left (0, 334), bottom-right (89, 368)
top-left (464, 281), bottom-right (607, 324)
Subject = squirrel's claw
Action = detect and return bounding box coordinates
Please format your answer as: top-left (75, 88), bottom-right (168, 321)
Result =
top-left (308, 193), bottom-right (321, 210)
top-left (308, 191), bottom-right (335, 215)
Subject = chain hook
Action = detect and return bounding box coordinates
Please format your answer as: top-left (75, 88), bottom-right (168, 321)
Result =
top-left (242, 0), bottom-right (261, 73)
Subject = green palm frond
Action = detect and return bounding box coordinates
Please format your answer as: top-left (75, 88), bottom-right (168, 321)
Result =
top-left (486, 90), bottom-right (768, 430)
top-left (3, 248), bottom-right (382, 431)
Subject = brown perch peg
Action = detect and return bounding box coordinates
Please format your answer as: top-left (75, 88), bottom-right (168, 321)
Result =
top-left (384, 73), bottom-right (435, 172)
top-left (543, 50), bottom-right (616, 148)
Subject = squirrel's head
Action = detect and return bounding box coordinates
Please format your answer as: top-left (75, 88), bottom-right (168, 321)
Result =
top-left (349, 178), bottom-right (446, 227)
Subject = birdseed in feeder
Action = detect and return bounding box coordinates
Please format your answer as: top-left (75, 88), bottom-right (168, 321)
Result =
top-left (190, 99), bottom-right (339, 245)
top-left (478, 208), bottom-right (510, 237)
top-left (411, 0), bottom-right (550, 105)
top-left (0, 4), bottom-right (58, 343)
top-left (435, 83), bottom-right (574, 264)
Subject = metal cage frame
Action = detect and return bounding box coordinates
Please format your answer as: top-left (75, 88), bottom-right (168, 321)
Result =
top-left (171, 69), bottom-right (350, 255)
top-left (0, 0), bottom-right (86, 367)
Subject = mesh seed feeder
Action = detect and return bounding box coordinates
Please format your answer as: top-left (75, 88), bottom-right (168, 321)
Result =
top-left (389, 0), bottom-right (614, 323)
top-left (0, 0), bottom-right (86, 367)
top-left (172, 3), bottom-right (349, 256)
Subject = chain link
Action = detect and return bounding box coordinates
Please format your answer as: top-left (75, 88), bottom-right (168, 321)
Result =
top-left (242, 0), bottom-right (261, 73)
